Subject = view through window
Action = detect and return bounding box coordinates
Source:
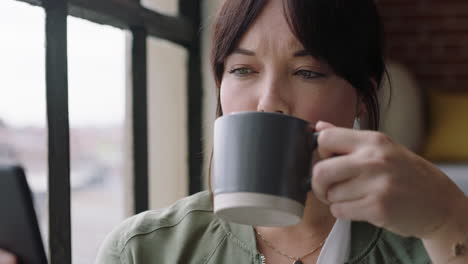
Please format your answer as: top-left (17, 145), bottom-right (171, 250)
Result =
top-left (68, 15), bottom-right (126, 264)
top-left (0, 1), bottom-right (126, 262)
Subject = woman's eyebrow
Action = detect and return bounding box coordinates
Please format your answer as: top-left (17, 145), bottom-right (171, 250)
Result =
top-left (232, 48), bottom-right (256, 56)
top-left (293, 50), bottom-right (311, 57)
top-left (231, 48), bottom-right (311, 57)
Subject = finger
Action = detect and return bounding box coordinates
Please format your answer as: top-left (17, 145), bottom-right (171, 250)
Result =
top-left (312, 155), bottom-right (360, 203)
top-left (316, 127), bottom-right (366, 159)
top-left (315, 120), bottom-right (336, 131)
top-left (326, 173), bottom-right (374, 203)
top-left (0, 249), bottom-right (16, 264)
top-left (329, 197), bottom-right (371, 221)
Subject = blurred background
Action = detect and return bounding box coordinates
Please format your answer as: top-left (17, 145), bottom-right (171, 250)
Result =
top-left (0, 0), bottom-right (467, 263)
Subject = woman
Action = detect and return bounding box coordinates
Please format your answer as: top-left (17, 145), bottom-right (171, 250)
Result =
top-left (80, 0), bottom-right (460, 263)
top-left (94, 0), bottom-right (468, 263)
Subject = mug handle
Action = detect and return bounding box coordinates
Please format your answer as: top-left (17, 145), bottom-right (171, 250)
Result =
top-left (304, 132), bottom-right (320, 192)
top-left (309, 131), bottom-right (320, 150)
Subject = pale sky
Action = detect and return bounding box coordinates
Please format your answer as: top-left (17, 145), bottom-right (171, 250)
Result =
top-left (0, 0), bottom-right (125, 127)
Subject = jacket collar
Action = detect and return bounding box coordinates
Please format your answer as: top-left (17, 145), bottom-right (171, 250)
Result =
top-left (347, 221), bottom-right (383, 263)
top-left (218, 217), bottom-right (259, 254)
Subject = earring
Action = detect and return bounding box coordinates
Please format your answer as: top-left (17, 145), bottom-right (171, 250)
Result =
top-left (353, 117), bottom-right (361, 130)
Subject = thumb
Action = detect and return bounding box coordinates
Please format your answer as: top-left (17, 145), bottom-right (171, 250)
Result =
top-left (314, 121), bottom-right (338, 160)
top-left (0, 249), bottom-right (17, 264)
top-left (315, 120), bottom-right (336, 131)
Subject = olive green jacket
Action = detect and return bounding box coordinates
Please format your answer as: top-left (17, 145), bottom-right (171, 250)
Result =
top-left (95, 191), bottom-right (431, 264)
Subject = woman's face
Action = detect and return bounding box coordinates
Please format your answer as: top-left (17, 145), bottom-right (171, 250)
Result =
top-left (220, 0), bottom-right (362, 128)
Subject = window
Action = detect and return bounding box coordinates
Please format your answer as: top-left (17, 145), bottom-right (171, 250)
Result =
top-left (2, 0), bottom-right (202, 262)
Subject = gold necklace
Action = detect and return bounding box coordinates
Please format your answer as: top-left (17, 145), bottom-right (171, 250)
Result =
top-left (255, 230), bottom-right (326, 264)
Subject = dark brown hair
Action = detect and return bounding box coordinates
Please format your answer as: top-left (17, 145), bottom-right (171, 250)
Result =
top-left (210, 0), bottom-right (387, 130)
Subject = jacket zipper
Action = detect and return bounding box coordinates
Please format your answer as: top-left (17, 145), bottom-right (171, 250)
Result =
top-left (259, 254), bottom-right (266, 264)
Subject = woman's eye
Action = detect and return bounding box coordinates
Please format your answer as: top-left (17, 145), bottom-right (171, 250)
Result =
top-left (228, 67), bottom-right (256, 77)
top-left (295, 70), bottom-right (326, 80)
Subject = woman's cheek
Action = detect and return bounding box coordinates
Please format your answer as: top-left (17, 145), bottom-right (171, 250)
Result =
top-left (296, 90), bottom-right (357, 128)
top-left (220, 82), bottom-right (258, 115)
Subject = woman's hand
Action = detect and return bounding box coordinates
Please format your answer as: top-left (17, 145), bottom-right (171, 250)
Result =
top-left (0, 249), bottom-right (17, 264)
top-left (311, 121), bottom-right (467, 239)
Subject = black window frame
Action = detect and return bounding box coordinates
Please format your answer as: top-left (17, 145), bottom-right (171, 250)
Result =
top-left (10, 0), bottom-right (203, 263)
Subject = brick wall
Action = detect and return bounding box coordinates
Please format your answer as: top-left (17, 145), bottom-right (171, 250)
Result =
top-left (378, 0), bottom-right (468, 91)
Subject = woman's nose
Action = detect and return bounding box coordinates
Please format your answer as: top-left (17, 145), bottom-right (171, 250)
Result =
top-left (256, 82), bottom-right (290, 115)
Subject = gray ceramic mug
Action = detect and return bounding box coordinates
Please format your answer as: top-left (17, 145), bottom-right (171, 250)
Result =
top-left (213, 111), bottom-right (319, 226)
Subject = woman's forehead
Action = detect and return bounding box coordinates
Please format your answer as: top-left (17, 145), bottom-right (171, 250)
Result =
top-left (235, 0), bottom-right (304, 55)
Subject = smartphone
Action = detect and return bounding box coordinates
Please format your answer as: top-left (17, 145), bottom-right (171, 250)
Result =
top-left (0, 164), bottom-right (48, 264)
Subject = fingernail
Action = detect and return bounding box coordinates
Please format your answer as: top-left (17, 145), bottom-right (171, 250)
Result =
top-left (316, 120), bottom-right (328, 130)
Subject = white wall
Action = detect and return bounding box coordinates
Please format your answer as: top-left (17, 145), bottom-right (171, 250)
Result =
top-left (141, 0), bottom-right (178, 16)
top-left (146, 37), bottom-right (189, 210)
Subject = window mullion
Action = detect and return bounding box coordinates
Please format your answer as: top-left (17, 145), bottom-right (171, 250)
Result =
top-left (44, 0), bottom-right (72, 263)
top-left (179, 0), bottom-right (203, 195)
top-left (16, 0), bottom-right (193, 47)
top-left (131, 26), bottom-right (149, 214)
